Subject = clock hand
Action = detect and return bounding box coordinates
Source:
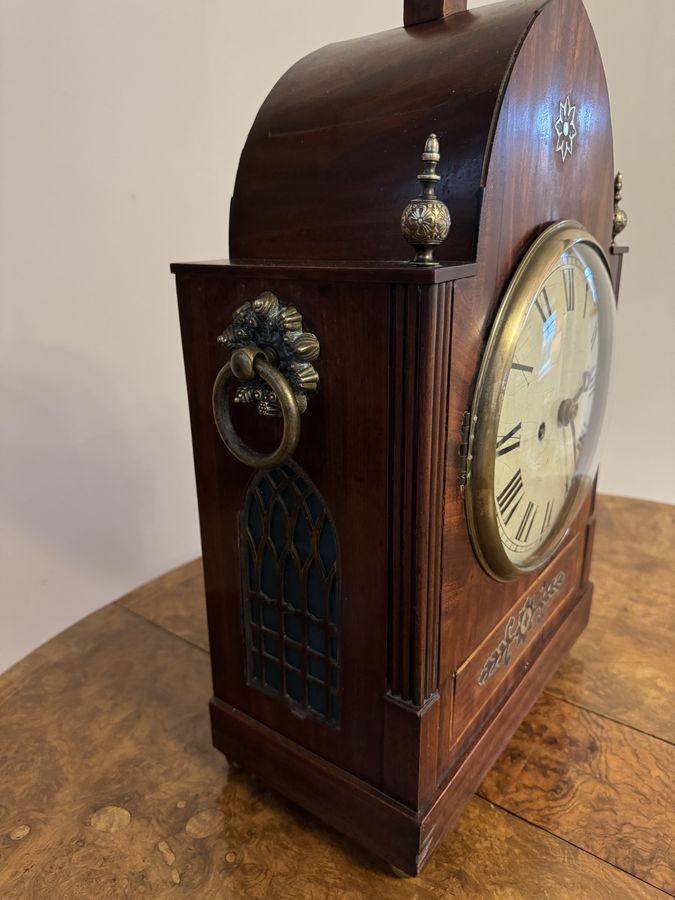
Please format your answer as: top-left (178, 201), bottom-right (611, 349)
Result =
top-left (571, 369), bottom-right (593, 404)
top-left (558, 397), bottom-right (578, 428)
top-left (570, 419), bottom-right (578, 464)
top-left (558, 369), bottom-right (593, 428)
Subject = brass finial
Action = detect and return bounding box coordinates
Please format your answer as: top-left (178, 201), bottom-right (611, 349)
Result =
top-left (612, 172), bottom-right (628, 244)
top-left (401, 133), bottom-right (451, 266)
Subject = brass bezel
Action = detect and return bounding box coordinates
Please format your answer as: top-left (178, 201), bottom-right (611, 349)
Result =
top-left (465, 220), bottom-right (615, 582)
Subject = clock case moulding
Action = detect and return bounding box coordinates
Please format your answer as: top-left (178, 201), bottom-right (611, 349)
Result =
top-left (172, 0), bottom-right (627, 876)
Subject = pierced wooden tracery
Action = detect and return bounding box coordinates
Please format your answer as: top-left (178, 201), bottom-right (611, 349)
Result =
top-left (240, 463), bottom-right (340, 726)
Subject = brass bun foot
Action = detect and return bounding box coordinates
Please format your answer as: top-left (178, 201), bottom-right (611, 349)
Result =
top-left (390, 865), bottom-right (415, 879)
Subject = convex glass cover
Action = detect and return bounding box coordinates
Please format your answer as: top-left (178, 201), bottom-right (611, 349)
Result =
top-left (466, 220), bottom-right (616, 581)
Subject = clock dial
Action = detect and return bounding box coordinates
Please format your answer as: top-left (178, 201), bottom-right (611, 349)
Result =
top-left (466, 221), bottom-right (615, 581)
top-left (495, 253), bottom-right (600, 562)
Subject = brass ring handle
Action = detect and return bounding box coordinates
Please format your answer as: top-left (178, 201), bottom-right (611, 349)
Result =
top-left (212, 346), bottom-right (301, 469)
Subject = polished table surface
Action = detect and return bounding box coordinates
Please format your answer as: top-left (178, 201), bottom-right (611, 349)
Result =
top-left (1, 495), bottom-right (673, 898)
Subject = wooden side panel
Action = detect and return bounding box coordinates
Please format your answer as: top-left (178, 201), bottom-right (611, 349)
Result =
top-left (176, 270), bottom-right (391, 788)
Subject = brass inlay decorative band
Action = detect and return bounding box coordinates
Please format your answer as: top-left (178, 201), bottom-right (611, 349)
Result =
top-left (477, 571), bottom-right (566, 686)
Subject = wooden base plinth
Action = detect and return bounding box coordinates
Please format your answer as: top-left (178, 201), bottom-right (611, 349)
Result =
top-left (210, 586), bottom-right (591, 876)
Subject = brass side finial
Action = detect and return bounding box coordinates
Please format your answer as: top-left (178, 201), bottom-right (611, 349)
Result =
top-left (401, 133), bottom-right (451, 266)
top-left (612, 172), bottom-right (628, 244)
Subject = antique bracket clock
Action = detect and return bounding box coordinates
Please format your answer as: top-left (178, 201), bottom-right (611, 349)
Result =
top-left (172, 0), bottom-right (628, 876)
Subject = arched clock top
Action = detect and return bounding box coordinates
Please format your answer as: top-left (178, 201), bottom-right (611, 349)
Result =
top-left (230, 0), bottom-right (547, 263)
top-left (474, 0), bottom-right (615, 330)
top-left (230, 0), bottom-right (612, 266)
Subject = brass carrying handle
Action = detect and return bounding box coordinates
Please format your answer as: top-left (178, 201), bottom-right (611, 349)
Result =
top-left (212, 346), bottom-right (301, 469)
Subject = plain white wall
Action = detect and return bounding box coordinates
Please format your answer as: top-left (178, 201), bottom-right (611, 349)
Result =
top-left (1, 0), bottom-right (674, 674)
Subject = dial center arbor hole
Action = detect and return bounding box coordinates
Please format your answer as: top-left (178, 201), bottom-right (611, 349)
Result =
top-left (538, 422), bottom-right (546, 441)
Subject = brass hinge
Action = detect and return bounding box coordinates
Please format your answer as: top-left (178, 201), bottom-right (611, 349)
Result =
top-left (458, 410), bottom-right (472, 488)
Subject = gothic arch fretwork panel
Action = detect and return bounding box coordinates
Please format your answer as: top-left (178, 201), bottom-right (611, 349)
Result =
top-left (240, 462), bottom-right (340, 726)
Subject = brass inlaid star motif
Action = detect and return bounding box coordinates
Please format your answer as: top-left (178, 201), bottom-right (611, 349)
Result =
top-left (554, 96), bottom-right (577, 162)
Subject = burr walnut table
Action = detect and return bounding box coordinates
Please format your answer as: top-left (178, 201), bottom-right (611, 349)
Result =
top-left (0, 495), bottom-right (673, 898)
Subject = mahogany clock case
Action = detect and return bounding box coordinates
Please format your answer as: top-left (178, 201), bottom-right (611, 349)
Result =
top-left (173, 0), bottom-right (625, 876)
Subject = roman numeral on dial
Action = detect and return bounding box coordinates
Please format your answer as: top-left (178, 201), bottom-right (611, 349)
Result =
top-left (576, 429), bottom-right (587, 459)
top-left (535, 288), bottom-right (553, 324)
top-left (541, 499), bottom-right (554, 535)
top-left (542, 288), bottom-right (553, 318)
top-left (496, 422), bottom-right (522, 457)
top-left (497, 469), bottom-right (523, 525)
top-left (583, 367), bottom-right (596, 394)
top-left (563, 268), bottom-right (575, 311)
top-left (515, 501), bottom-right (537, 543)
